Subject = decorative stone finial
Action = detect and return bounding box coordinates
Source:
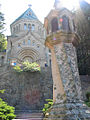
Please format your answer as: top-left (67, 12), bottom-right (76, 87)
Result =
top-left (54, 0), bottom-right (63, 10)
top-left (28, 4), bottom-right (32, 8)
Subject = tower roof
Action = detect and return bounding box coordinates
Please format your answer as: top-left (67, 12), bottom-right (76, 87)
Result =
top-left (54, 0), bottom-right (62, 10)
top-left (11, 7), bottom-right (38, 25)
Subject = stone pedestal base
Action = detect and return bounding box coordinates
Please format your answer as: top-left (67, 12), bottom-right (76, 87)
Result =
top-left (43, 102), bottom-right (90, 120)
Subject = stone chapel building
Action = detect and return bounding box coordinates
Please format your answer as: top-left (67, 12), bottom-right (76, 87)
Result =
top-left (6, 7), bottom-right (49, 67)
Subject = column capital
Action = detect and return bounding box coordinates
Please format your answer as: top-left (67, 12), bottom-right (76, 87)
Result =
top-left (45, 31), bottom-right (80, 49)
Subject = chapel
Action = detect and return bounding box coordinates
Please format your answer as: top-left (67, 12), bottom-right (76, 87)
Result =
top-left (6, 7), bottom-right (49, 67)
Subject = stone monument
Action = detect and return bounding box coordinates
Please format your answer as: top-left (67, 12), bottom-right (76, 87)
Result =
top-left (44, 0), bottom-right (90, 119)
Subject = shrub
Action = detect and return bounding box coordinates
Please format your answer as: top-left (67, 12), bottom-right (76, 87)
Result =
top-left (13, 65), bottom-right (23, 73)
top-left (42, 99), bottom-right (53, 116)
top-left (85, 101), bottom-right (90, 107)
top-left (13, 61), bottom-right (41, 73)
top-left (0, 90), bottom-right (16, 120)
top-left (23, 61), bottom-right (41, 72)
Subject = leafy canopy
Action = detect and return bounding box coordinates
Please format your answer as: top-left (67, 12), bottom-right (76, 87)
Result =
top-left (0, 11), bottom-right (7, 52)
top-left (0, 12), bottom-right (5, 33)
top-left (0, 34), bottom-right (7, 52)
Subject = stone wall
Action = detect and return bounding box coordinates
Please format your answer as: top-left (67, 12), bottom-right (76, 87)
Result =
top-left (0, 65), bottom-right (89, 112)
top-left (0, 66), bottom-right (53, 112)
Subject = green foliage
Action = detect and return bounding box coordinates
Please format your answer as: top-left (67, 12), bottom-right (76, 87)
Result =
top-left (42, 99), bottom-right (53, 115)
top-left (85, 101), bottom-right (90, 107)
top-left (23, 61), bottom-right (41, 72)
top-left (0, 34), bottom-right (7, 52)
top-left (0, 89), bottom-right (5, 94)
top-left (76, 1), bottom-right (90, 75)
top-left (0, 98), bottom-right (16, 120)
top-left (13, 61), bottom-right (41, 73)
top-left (0, 11), bottom-right (7, 52)
top-left (0, 12), bottom-right (5, 33)
top-left (84, 92), bottom-right (90, 107)
top-left (0, 90), bottom-right (16, 120)
top-left (13, 65), bottom-right (23, 73)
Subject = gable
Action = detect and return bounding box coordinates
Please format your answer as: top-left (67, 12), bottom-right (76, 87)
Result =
top-left (11, 8), bottom-right (38, 25)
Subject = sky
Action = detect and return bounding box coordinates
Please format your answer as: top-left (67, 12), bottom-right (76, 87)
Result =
top-left (0, 0), bottom-right (90, 36)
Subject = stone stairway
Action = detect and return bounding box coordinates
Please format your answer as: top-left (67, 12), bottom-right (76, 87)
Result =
top-left (14, 111), bottom-right (44, 120)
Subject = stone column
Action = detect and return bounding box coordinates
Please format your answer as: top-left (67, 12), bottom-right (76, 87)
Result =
top-left (45, 31), bottom-right (82, 103)
top-left (44, 31), bottom-right (90, 120)
top-left (51, 47), bottom-right (66, 103)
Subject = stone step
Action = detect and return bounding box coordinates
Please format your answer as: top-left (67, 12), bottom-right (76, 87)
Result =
top-left (14, 113), bottom-right (43, 120)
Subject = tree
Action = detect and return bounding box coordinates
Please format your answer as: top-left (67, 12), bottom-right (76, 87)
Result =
top-left (75, 0), bottom-right (90, 75)
top-left (0, 10), bottom-right (7, 52)
top-left (0, 34), bottom-right (7, 52)
top-left (0, 12), bottom-right (5, 33)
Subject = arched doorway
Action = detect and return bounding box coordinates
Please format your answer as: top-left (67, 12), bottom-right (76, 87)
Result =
top-left (62, 16), bottom-right (70, 31)
top-left (23, 56), bottom-right (34, 63)
top-left (51, 18), bottom-right (58, 32)
top-left (17, 48), bottom-right (39, 63)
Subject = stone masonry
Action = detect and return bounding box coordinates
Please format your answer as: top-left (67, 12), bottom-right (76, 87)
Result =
top-left (0, 66), bottom-right (53, 112)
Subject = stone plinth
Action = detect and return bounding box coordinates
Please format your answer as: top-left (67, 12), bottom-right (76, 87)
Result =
top-left (44, 31), bottom-right (90, 119)
top-left (44, 102), bottom-right (90, 120)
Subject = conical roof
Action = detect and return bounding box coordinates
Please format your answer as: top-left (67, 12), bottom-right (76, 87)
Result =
top-left (11, 7), bottom-right (38, 25)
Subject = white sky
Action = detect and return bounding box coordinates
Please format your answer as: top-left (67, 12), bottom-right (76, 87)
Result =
top-left (0, 0), bottom-right (90, 36)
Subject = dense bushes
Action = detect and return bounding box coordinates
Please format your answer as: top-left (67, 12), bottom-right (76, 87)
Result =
top-left (13, 61), bottom-right (41, 73)
top-left (0, 90), bottom-right (16, 120)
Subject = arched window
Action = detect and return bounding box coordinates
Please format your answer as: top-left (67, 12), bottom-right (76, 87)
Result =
top-left (24, 23), bottom-right (27, 30)
top-left (23, 40), bottom-right (25, 45)
top-left (51, 18), bottom-right (58, 32)
top-left (28, 24), bottom-right (31, 31)
top-left (73, 20), bottom-right (75, 31)
top-left (16, 26), bottom-right (18, 32)
top-left (13, 27), bottom-right (15, 32)
top-left (18, 43), bottom-right (21, 48)
top-left (62, 16), bottom-right (70, 31)
top-left (10, 41), bottom-right (12, 48)
top-left (19, 24), bottom-right (20, 31)
top-left (32, 41), bottom-right (35, 46)
top-left (37, 44), bottom-right (40, 49)
top-left (28, 40), bottom-right (31, 45)
top-left (32, 24), bottom-right (35, 31)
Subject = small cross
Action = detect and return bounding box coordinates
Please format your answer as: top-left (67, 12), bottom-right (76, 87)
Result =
top-left (28, 4), bottom-right (32, 8)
